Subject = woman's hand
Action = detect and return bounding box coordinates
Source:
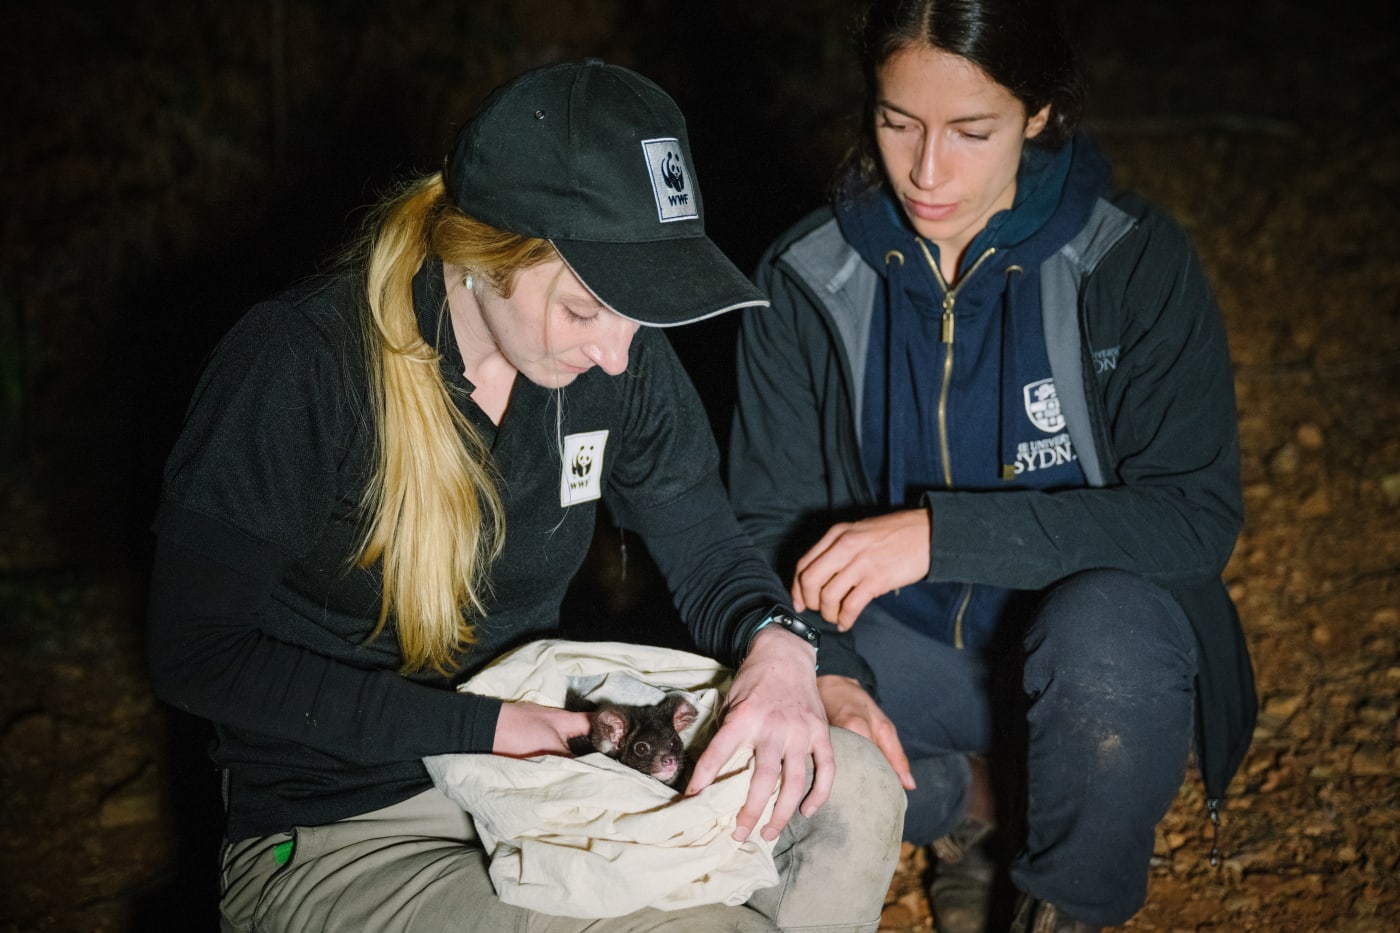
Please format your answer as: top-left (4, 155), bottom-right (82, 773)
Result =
top-left (791, 508), bottom-right (932, 630)
top-left (492, 701), bottom-right (590, 758)
top-left (685, 627), bottom-right (831, 843)
top-left (817, 674), bottom-right (915, 790)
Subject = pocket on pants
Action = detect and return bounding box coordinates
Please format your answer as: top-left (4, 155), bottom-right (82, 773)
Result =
top-left (248, 825), bottom-right (325, 930)
top-left (219, 830), bottom-right (296, 933)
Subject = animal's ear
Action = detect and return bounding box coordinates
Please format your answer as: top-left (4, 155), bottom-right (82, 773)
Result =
top-left (595, 709), bottom-right (629, 750)
top-left (669, 697), bottom-right (699, 732)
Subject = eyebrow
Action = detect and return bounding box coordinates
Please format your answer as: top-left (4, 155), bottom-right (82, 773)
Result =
top-left (876, 101), bottom-right (1001, 124)
top-left (564, 292), bottom-right (608, 312)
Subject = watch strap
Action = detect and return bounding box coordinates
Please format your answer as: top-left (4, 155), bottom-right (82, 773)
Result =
top-left (748, 606), bottom-right (820, 664)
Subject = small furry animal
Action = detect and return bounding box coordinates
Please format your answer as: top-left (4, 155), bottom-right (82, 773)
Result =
top-left (567, 693), bottom-right (699, 787)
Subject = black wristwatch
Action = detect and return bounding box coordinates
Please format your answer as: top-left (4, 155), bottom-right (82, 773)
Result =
top-left (748, 606), bottom-right (821, 660)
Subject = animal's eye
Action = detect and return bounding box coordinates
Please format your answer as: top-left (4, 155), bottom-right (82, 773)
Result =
top-left (633, 742), bottom-right (651, 756)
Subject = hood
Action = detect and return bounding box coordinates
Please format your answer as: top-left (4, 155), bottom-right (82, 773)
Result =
top-left (834, 133), bottom-right (1112, 278)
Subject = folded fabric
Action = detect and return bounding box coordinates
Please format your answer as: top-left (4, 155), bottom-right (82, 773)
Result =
top-left (424, 639), bottom-right (780, 918)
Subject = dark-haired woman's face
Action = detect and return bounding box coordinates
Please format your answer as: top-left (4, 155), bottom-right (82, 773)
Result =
top-left (875, 44), bottom-right (1048, 266)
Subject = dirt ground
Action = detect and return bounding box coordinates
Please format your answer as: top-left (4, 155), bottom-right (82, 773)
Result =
top-left (1, 2), bottom-right (1396, 931)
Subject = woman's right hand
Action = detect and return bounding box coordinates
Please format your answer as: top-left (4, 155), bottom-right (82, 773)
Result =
top-left (492, 701), bottom-right (591, 758)
top-left (791, 508), bottom-right (932, 630)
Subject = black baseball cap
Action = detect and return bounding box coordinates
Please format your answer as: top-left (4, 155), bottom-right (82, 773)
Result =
top-left (444, 60), bottom-right (768, 327)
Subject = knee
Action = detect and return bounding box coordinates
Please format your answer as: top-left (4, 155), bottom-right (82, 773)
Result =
top-left (825, 728), bottom-right (908, 846)
top-left (1025, 569), bottom-right (1196, 686)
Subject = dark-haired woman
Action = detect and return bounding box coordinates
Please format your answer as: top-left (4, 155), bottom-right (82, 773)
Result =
top-left (728, 2), bottom-right (1255, 930)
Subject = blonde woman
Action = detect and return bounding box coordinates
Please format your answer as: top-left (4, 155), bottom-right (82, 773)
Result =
top-left (147, 61), bottom-right (903, 933)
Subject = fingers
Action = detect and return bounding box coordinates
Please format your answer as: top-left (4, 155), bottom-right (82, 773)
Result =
top-left (685, 729), bottom-right (738, 797)
top-left (736, 738), bottom-right (834, 842)
top-left (830, 710), bottom-right (873, 741)
top-left (692, 723), bottom-right (798, 843)
top-left (689, 733), bottom-right (787, 843)
top-left (689, 719), bottom-right (830, 843)
top-left (831, 580), bottom-right (876, 631)
top-left (697, 638), bottom-right (834, 842)
top-left (869, 719), bottom-right (916, 791)
top-left (789, 578), bottom-right (806, 614)
top-left (790, 523), bottom-right (882, 628)
top-left (790, 525), bottom-right (845, 616)
top-left (735, 751), bottom-right (784, 841)
top-left (797, 730), bottom-right (835, 818)
top-left (492, 704), bottom-right (590, 758)
top-left (790, 511), bottom-right (933, 626)
top-left (793, 556), bottom-right (876, 629)
top-left (792, 524), bottom-right (844, 579)
top-left (817, 675), bottom-right (915, 791)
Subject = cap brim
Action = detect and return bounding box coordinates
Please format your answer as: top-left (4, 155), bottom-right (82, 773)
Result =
top-left (551, 235), bottom-right (769, 327)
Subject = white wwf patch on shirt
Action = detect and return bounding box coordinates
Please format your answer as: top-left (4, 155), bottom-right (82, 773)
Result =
top-left (560, 430), bottom-right (609, 506)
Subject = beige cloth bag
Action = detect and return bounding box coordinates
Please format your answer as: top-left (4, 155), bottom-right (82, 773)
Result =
top-left (423, 639), bottom-right (780, 918)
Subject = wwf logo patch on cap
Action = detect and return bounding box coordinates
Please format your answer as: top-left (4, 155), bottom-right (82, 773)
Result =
top-left (641, 138), bottom-right (698, 224)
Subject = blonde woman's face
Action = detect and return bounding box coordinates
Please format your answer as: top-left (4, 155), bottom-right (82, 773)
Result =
top-left (874, 44), bottom-right (1049, 265)
top-left (474, 258), bottom-right (641, 389)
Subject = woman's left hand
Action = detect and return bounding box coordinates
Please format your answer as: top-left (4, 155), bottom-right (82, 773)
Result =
top-left (684, 626), bottom-right (831, 843)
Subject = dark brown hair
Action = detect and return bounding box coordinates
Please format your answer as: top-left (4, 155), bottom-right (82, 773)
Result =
top-left (840, 0), bottom-right (1085, 194)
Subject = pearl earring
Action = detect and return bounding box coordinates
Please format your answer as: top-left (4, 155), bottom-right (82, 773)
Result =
top-left (464, 273), bottom-right (474, 290)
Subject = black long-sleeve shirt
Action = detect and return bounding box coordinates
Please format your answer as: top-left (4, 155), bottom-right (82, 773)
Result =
top-left (147, 260), bottom-right (788, 842)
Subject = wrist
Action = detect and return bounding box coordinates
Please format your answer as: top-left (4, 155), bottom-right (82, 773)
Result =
top-left (744, 606), bottom-right (820, 668)
top-left (915, 499), bottom-right (936, 580)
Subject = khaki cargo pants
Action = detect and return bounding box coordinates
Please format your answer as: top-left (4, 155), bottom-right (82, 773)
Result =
top-left (219, 728), bottom-right (904, 933)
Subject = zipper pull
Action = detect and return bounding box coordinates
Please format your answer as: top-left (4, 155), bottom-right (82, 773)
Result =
top-left (941, 293), bottom-right (955, 343)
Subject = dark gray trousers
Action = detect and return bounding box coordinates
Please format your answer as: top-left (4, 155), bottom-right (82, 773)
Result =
top-left (853, 568), bottom-right (1198, 926)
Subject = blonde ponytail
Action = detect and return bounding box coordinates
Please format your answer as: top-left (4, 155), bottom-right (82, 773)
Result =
top-left (356, 174), bottom-right (530, 675)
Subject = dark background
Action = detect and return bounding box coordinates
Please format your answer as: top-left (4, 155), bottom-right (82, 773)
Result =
top-left (1, 0), bottom-right (1391, 565)
top-left (2, 2), bottom-right (1397, 931)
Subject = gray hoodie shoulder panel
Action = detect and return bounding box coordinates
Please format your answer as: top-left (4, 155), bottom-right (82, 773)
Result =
top-left (1039, 197), bottom-right (1138, 487)
top-left (780, 217), bottom-right (880, 422)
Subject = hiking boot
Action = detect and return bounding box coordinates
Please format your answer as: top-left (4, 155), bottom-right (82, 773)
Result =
top-left (926, 752), bottom-right (1000, 933)
top-left (1008, 893), bottom-right (1102, 933)
top-left (926, 816), bottom-right (996, 933)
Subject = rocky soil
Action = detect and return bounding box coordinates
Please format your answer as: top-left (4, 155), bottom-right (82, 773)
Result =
top-left (2, 2), bottom-right (1396, 931)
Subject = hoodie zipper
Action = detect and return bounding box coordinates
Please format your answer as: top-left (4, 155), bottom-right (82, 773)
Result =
top-left (914, 240), bottom-right (997, 648)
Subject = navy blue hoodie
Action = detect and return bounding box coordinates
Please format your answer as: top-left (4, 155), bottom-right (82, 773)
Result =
top-left (837, 135), bottom-right (1112, 649)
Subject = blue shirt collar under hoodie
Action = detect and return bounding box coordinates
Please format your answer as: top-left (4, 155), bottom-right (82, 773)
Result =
top-left (835, 133), bottom-right (1111, 647)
